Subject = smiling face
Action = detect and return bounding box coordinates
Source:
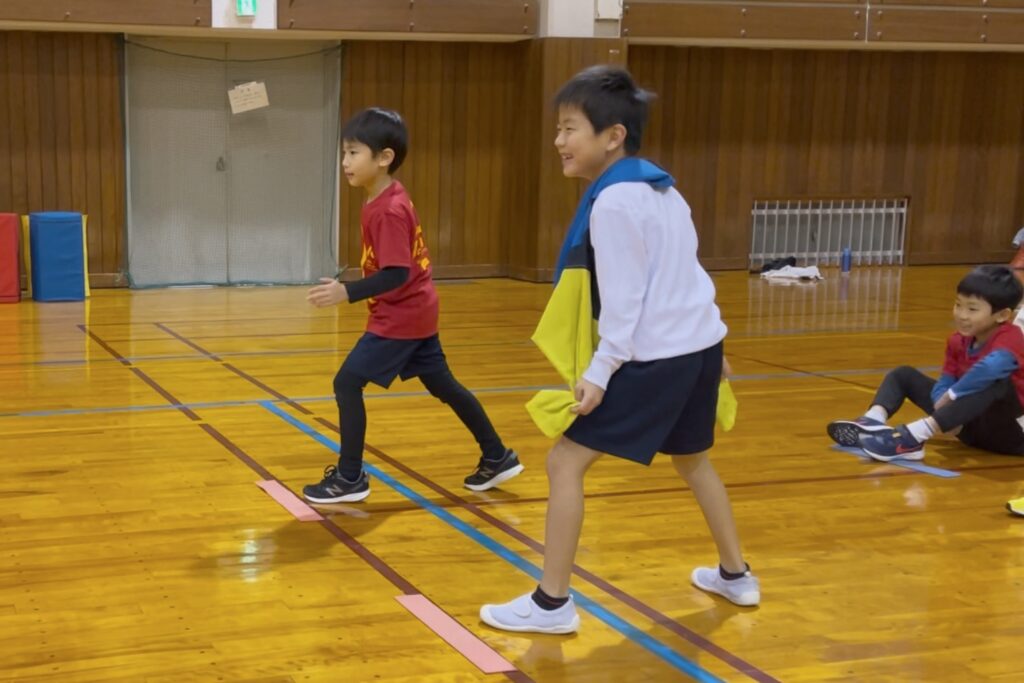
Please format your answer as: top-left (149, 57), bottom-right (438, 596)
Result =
top-left (554, 106), bottom-right (627, 181)
top-left (953, 294), bottom-right (1011, 342)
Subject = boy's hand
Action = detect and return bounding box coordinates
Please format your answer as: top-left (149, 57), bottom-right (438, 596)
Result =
top-left (307, 278), bottom-right (349, 307)
top-left (935, 392), bottom-right (952, 410)
top-left (572, 379), bottom-right (605, 416)
top-left (722, 357), bottom-right (733, 379)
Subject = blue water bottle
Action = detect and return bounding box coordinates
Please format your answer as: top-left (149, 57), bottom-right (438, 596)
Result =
top-left (840, 247), bottom-right (852, 275)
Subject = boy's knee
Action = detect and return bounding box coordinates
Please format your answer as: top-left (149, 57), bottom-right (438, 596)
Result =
top-left (545, 438), bottom-right (600, 481)
top-left (671, 451), bottom-right (708, 480)
top-left (421, 371), bottom-right (463, 403)
top-left (545, 449), bottom-right (576, 481)
top-left (333, 369), bottom-right (365, 397)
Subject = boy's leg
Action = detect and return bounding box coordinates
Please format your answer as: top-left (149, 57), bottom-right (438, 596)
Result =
top-left (672, 452), bottom-right (744, 573)
top-left (861, 378), bottom-right (1018, 462)
top-left (937, 379), bottom-right (1024, 455)
top-left (873, 366), bottom-right (937, 416)
top-left (479, 437), bottom-right (598, 634)
top-left (302, 360), bottom-right (372, 504)
top-left (932, 379), bottom-right (1011, 434)
top-left (828, 366), bottom-right (935, 447)
top-left (335, 367), bottom-right (370, 480)
top-left (539, 437), bottom-right (603, 597)
top-left (420, 368), bottom-right (506, 459)
top-left (408, 337), bottom-right (522, 491)
top-left (674, 452), bottom-right (760, 607)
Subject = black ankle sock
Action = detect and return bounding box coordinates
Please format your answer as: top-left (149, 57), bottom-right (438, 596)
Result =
top-left (531, 586), bottom-right (569, 611)
top-left (719, 563), bottom-right (750, 581)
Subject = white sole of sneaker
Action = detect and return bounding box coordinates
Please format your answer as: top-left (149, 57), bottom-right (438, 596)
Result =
top-left (691, 573), bottom-right (760, 607)
top-left (304, 488), bottom-right (370, 504)
top-left (862, 449), bottom-right (925, 462)
top-left (464, 464), bottom-right (525, 492)
top-left (478, 605), bottom-right (579, 634)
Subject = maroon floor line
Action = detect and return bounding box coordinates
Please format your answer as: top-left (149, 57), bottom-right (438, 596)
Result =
top-left (78, 325), bottom-right (130, 366)
top-left (153, 322), bottom-right (314, 416)
top-left (79, 324), bottom-right (201, 421)
top-left (83, 326), bottom-right (532, 683)
top-left (155, 322), bottom-right (223, 361)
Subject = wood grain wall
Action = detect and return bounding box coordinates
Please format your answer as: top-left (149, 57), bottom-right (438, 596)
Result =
top-left (0, 31), bottom-right (126, 286)
top-left (5, 30), bottom-right (1021, 287)
top-left (507, 38), bottom-right (629, 281)
top-left (338, 41), bottom-right (522, 279)
top-left (630, 46), bottom-right (1024, 267)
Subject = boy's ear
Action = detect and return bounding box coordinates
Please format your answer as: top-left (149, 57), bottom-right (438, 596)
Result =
top-left (376, 148), bottom-right (396, 169)
top-left (994, 307), bottom-right (1014, 323)
top-left (605, 123), bottom-right (627, 152)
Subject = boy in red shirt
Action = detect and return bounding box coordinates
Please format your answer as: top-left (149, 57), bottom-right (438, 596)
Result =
top-left (828, 265), bottom-right (1024, 461)
top-left (304, 108), bottom-right (522, 503)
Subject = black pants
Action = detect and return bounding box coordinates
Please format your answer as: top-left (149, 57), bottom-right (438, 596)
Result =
top-left (333, 336), bottom-right (506, 480)
top-left (872, 366), bottom-right (1024, 455)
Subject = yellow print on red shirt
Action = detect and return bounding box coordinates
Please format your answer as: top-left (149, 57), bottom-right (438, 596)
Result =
top-left (360, 244), bottom-right (376, 275)
top-left (413, 224), bottom-right (430, 270)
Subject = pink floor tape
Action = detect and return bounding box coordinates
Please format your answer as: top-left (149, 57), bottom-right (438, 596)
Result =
top-left (395, 594), bottom-right (516, 674)
top-left (256, 480), bottom-right (323, 522)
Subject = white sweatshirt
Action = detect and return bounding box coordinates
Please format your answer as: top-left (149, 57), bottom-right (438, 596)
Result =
top-left (582, 182), bottom-right (727, 390)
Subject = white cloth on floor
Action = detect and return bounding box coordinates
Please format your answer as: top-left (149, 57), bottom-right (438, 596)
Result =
top-left (760, 265), bottom-right (824, 281)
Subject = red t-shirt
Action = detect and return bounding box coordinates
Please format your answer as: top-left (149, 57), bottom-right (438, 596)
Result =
top-left (359, 181), bottom-right (439, 339)
top-left (942, 323), bottom-right (1024, 407)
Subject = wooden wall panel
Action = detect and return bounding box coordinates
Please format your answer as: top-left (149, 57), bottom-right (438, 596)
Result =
top-left (623, 2), bottom-right (866, 42)
top-left (0, 0), bottom-right (210, 27)
top-left (281, 0), bottom-right (409, 32)
top-left (282, 0), bottom-right (537, 35)
top-left (508, 38), bottom-right (629, 281)
top-left (629, 47), bottom-right (1024, 267)
top-left (868, 7), bottom-right (1024, 46)
top-left (0, 32), bottom-right (126, 286)
top-left (412, 0), bottom-right (538, 35)
top-left (339, 41), bottom-right (522, 279)
top-left (871, 9), bottom-right (988, 44)
top-left (875, 0), bottom-right (1024, 7)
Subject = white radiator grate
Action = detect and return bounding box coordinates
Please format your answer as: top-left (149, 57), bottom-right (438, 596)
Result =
top-left (750, 198), bottom-right (908, 270)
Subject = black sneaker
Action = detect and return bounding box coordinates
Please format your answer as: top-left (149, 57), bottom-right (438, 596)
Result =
top-left (826, 416), bottom-right (889, 447)
top-left (303, 465), bottom-right (370, 504)
top-left (464, 450), bottom-right (524, 492)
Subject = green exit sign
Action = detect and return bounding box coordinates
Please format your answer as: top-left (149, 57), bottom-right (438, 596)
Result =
top-left (236, 0), bottom-right (257, 17)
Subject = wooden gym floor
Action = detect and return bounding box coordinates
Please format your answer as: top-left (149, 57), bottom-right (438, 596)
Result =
top-left (1, 266), bottom-right (1022, 682)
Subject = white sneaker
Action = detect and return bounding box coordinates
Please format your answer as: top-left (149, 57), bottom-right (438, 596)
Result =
top-left (479, 592), bottom-right (580, 634)
top-left (691, 566), bottom-right (760, 606)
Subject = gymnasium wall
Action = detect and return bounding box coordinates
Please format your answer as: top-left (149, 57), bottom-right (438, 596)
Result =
top-left (338, 41), bottom-right (522, 280)
top-left (631, 46), bottom-right (1024, 268)
top-left (2, 30), bottom-right (1022, 284)
top-left (0, 31), bottom-right (126, 286)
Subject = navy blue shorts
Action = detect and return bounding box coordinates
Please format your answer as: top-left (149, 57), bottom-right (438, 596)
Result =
top-left (565, 342), bottom-right (723, 465)
top-left (341, 333), bottom-right (450, 388)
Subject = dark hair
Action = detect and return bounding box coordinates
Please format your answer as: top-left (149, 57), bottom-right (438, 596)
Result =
top-left (341, 107), bottom-right (408, 174)
top-left (553, 65), bottom-right (653, 155)
top-left (957, 265), bottom-right (1024, 312)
